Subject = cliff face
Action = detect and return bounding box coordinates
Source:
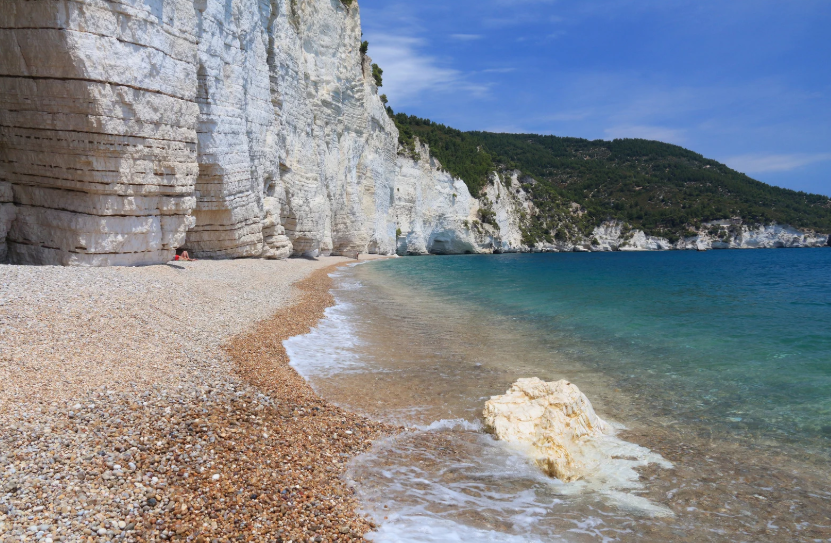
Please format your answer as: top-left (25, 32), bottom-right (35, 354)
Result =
top-left (0, 181), bottom-right (14, 262)
top-left (0, 0), bottom-right (521, 266)
top-left (1, 0), bottom-right (200, 265)
top-left (0, 1), bottom-right (824, 266)
top-left (532, 219), bottom-right (830, 253)
top-left (392, 145), bottom-right (529, 255)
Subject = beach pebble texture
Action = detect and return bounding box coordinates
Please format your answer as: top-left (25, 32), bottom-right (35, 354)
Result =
top-left (1, 259), bottom-right (329, 408)
top-left (0, 257), bottom-right (391, 542)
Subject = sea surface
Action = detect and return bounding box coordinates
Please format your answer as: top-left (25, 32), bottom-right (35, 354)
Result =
top-left (285, 249), bottom-right (831, 542)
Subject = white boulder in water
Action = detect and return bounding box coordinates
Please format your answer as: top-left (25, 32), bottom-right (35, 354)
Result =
top-left (484, 377), bottom-right (676, 517)
top-left (483, 378), bottom-right (611, 482)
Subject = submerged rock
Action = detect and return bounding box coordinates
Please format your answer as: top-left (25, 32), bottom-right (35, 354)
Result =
top-left (483, 377), bottom-right (611, 482)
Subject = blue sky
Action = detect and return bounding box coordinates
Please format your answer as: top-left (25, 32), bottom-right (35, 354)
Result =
top-left (357, 0), bottom-right (831, 197)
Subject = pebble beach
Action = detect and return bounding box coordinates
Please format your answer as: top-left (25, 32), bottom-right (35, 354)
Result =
top-left (0, 258), bottom-right (394, 543)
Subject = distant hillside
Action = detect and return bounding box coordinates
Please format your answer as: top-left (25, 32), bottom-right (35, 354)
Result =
top-left (391, 112), bottom-right (831, 244)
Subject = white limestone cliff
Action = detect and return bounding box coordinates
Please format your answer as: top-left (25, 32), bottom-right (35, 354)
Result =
top-left (393, 147), bottom-right (529, 255)
top-left (481, 171), bottom-right (533, 253)
top-left (1, 0), bottom-right (200, 265)
top-left (529, 219), bottom-right (829, 253)
top-left (393, 143), bottom-right (481, 255)
top-left (591, 222), bottom-right (673, 252)
top-left (0, 0), bottom-right (825, 265)
top-left (579, 220), bottom-right (830, 252)
top-left (0, 0), bottom-right (528, 265)
top-left (0, 182), bottom-right (15, 262)
top-left (679, 221), bottom-right (829, 250)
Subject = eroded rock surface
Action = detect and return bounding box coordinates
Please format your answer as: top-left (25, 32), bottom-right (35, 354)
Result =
top-left (483, 378), bottom-right (611, 482)
top-left (484, 377), bottom-right (676, 516)
top-left (0, 0), bottom-right (824, 265)
top-left (0, 0), bottom-right (200, 265)
top-left (0, 181), bottom-right (14, 262)
top-left (0, 0), bottom-right (528, 265)
top-left (533, 219), bottom-right (830, 253)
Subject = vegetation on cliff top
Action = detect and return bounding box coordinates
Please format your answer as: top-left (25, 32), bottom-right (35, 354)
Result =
top-left (391, 113), bottom-right (496, 196)
top-left (391, 113), bottom-right (831, 242)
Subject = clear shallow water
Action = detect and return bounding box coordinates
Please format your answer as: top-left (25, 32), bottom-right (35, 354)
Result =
top-left (286, 251), bottom-right (831, 542)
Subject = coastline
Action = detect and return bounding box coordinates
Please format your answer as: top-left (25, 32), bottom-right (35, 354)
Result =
top-left (223, 261), bottom-right (396, 541)
top-left (0, 258), bottom-right (393, 542)
top-left (294, 251), bottom-right (831, 542)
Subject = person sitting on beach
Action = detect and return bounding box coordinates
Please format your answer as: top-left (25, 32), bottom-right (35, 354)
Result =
top-left (174, 249), bottom-right (196, 262)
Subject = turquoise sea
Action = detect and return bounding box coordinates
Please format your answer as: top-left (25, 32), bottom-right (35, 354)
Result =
top-left (286, 249), bottom-right (831, 542)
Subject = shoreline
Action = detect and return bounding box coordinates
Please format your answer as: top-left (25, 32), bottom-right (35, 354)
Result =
top-left (0, 258), bottom-right (394, 542)
top-left (289, 252), bottom-right (831, 542)
top-left (222, 261), bottom-right (396, 542)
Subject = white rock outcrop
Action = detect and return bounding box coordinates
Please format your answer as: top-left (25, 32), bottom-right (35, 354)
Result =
top-left (681, 221), bottom-right (829, 250)
top-left (483, 378), bottom-right (612, 482)
top-left (0, 0), bottom-right (520, 266)
top-left (481, 171), bottom-right (533, 253)
top-left (588, 221), bottom-right (672, 252)
top-left (583, 220), bottom-right (830, 253)
top-left (393, 145), bottom-right (483, 255)
top-left (484, 377), bottom-right (675, 516)
top-left (392, 149), bottom-right (529, 255)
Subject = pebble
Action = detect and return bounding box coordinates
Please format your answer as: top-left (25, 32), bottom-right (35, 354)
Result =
top-left (0, 259), bottom-right (395, 542)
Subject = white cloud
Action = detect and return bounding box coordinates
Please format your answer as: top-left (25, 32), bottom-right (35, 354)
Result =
top-left (722, 153), bottom-right (831, 174)
top-left (367, 34), bottom-right (489, 104)
top-left (603, 125), bottom-right (687, 144)
top-left (450, 33), bottom-right (482, 40)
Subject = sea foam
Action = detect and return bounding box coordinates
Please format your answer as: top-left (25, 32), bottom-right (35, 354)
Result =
top-left (288, 264), bottom-right (674, 542)
top-left (284, 272), bottom-right (368, 378)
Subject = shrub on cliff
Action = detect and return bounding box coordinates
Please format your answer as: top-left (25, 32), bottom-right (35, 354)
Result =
top-left (392, 113), bottom-right (831, 243)
top-left (372, 64), bottom-right (383, 87)
top-left (479, 206), bottom-right (497, 226)
top-left (391, 114), bottom-right (495, 197)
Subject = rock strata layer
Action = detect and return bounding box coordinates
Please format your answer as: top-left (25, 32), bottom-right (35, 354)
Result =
top-left (0, 1), bottom-right (825, 265)
top-left (0, 0), bottom-right (527, 266)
